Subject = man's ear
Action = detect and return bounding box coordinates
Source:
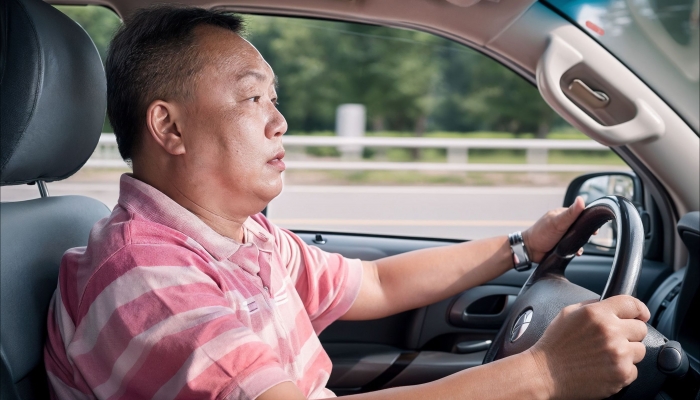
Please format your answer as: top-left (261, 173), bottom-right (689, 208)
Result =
top-left (145, 100), bottom-right (186, 156)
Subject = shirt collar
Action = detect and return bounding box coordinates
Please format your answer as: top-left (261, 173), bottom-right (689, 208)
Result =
top-left (117, 174), bottom-right (272, 261)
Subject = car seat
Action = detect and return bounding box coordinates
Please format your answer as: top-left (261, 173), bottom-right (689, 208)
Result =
top-left (0, 0), bottom-right (111, 398)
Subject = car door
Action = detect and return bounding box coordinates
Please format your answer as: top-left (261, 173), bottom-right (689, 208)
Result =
top-left (291, 229), bottom-right (670, 394)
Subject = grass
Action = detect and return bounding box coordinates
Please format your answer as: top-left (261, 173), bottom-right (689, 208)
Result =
top-left (281, 129), bottom-right (625, 186)
top-left (292, 129), bottom-right (623, 165)
top-left (287, 128), bottom-right (590, 140)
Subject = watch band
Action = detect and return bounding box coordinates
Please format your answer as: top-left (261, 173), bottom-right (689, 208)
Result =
top-left (508, 231), bottom-right (532, 271)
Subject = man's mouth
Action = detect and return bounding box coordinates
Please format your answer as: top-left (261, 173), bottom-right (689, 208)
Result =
top-left (267, 150), bottom-right (286, 172)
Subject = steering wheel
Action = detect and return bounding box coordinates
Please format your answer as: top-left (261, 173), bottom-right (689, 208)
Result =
top-left (483, 196), bottom-right (670, 399)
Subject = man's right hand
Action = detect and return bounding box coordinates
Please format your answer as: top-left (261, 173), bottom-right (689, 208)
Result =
top-left (528, 295), bottom-right (650, 399)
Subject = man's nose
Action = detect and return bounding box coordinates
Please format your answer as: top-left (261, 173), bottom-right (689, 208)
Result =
top-left (266, 106), bottom-right (287, 139)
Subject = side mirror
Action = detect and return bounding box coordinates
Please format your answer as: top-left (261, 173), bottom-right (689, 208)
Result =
top-left (564, 172), bottom-right (647, 252)
top-left (563, 172), bottom-right (642, 208)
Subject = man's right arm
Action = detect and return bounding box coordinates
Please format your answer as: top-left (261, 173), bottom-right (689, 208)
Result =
top-left (257, 295), bottom-right (650, 400)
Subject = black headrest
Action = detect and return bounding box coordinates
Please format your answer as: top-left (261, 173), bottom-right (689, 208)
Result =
top-left (0, 0), bottom-right (107, 185)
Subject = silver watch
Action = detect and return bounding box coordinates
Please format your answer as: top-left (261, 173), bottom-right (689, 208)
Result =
top-left (508, 231), bottom-right (532, 271)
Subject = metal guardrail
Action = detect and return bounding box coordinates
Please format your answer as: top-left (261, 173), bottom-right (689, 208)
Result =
top-left (87, 134), bottom-right (627, 172)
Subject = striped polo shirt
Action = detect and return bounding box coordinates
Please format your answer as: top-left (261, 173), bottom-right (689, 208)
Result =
top-left (44, 174), bottom-right (363, 399)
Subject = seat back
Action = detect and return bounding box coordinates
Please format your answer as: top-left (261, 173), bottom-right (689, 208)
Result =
top-left (0, 198), bottom-right (109, 399)
top-left (0, 0), bottom-right (109, 397)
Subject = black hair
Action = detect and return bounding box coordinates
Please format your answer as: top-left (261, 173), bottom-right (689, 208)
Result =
top-left (105, 5), bottom-right (244, 161)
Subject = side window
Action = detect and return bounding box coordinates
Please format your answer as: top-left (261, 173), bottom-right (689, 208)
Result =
top-left (1, 11), bottom-right (628, 243)
top-left (245, 16), bottom-right (627, 240)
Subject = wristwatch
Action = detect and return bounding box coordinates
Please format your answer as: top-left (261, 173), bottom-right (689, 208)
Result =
top-left (508, 231), bottom-right (532, 271)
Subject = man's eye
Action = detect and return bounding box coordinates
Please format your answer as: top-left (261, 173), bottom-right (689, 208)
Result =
top-left (248, 96), bottom-right (261, 102)
top-left (272, 99), bottom-right (279, 107)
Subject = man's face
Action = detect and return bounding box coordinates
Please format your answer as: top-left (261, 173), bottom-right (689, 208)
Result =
top-left (178, 27), bottom-right (287, 215)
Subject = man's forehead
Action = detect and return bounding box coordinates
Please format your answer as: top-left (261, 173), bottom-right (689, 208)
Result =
top-left (194, 26), bottom-right (276, 85)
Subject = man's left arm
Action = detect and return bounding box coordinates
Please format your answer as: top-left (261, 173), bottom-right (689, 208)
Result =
top-left (341, 197), bottom-right (586, 321)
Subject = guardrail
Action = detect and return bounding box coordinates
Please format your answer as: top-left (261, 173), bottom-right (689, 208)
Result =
top-left (87, 134), bottom-right (628, 172)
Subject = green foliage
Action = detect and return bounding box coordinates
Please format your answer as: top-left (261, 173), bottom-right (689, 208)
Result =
top-left (246, 17), bottom-right (442, 134)
top-left (245, 15), bottom-right (571, 137)
top-left (457, 56), bottom-right (564, 137)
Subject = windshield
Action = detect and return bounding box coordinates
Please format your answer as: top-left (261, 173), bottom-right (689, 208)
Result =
top-left (544, 0), bottom-right (700, 133)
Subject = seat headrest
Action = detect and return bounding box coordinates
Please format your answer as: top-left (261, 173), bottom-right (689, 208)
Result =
top-left (0, 0), bottom-right (107, 186)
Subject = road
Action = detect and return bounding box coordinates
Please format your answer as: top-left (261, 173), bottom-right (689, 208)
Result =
top-left (1, 183), bottom-right (565, 240)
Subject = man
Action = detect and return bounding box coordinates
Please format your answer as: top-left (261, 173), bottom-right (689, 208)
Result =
top-left (44, 6), bottom-right (649, 400)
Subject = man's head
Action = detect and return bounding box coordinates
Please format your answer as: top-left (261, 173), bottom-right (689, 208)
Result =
top-left (106, 6), bottom-right (287, 229)
top-left (107, 6), bottom-right (245, 162)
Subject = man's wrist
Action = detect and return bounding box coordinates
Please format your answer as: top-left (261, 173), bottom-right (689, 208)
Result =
top-left (522, 348), bottom-right (555, 400)
top-left (508, 231), bottom-right (532, 271)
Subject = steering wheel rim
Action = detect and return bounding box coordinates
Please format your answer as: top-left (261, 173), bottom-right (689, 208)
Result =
top-left (534, 195), bottom-right (644, 301)
top-left (482, 196), bottom-right (671, 399)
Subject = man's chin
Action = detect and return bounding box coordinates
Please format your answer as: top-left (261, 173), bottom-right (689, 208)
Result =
top-left (256, 178), bottom-right (284, 206)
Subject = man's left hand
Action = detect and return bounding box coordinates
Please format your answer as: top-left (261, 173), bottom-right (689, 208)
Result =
top-left (522, 196), bottom-right (586, 263)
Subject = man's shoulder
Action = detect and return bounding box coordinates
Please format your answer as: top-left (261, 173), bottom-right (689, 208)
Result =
top-left (67, 205), bottom-right (206, 263)
top-left (59, 206), bottom-right (215, 311)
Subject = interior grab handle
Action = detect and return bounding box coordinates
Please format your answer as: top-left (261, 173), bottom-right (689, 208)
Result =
top-left (536, 34), bottom-right (665, 146)
top-left (568, 79), bottom-right (609, 109)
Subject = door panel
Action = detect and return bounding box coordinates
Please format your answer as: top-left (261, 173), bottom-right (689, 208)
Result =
top-left (296, 231), bottom-right (672, 394)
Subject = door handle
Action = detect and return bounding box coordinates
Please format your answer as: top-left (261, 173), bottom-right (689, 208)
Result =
top-left (448, 285), bottom-right (520, 329)
top-left (455, 340), bottom-right (492, 354)
top-left (462, 295), bottom-right (516, 327)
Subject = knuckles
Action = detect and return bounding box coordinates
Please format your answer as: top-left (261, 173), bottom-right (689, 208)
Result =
top-left (606, 343), bottom-right (627, 364)
top-left (559, 303), bottom-right (577, 318)
top-left (579, 303), bottom-right (604, 324)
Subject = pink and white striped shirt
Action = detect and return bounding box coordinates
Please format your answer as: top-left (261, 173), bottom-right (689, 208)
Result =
top-left (44, 174), bottom-right (363, 399)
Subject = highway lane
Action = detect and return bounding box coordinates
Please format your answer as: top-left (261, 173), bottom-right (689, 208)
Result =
top-left (1, 183), bottom-right (565, 240)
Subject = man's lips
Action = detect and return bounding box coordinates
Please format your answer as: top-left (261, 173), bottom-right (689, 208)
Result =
top-left (267, 150), bottom-right (286, 171)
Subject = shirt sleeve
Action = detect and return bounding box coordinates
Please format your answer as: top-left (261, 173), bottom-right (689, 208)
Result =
top-left (66, 243), bottom-right (291, 400)
top-left (250, 214), bottom-right (363, 333)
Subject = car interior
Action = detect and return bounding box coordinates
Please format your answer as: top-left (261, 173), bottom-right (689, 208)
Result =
top-left (1, 0), bottom-right (698, 399)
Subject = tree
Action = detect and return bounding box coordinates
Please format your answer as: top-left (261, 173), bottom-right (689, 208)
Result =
top-left (245, 16), bottom-right (441, 136)
top-left (460, 56), bottom-right (561, 137)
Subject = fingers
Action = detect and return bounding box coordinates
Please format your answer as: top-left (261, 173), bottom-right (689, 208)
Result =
top-left (556, 196), bottom-right (585, 230)
top-left (570, 196), bottom-right (585, 216)
top-left (601, 295), bottom-right (651, 322)
top-left (629, 342), bottom-right (647, 364)
top-left (576, 247), bottom-right (584, 256)
top-left (618, 319), bottom-right (648, 342)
